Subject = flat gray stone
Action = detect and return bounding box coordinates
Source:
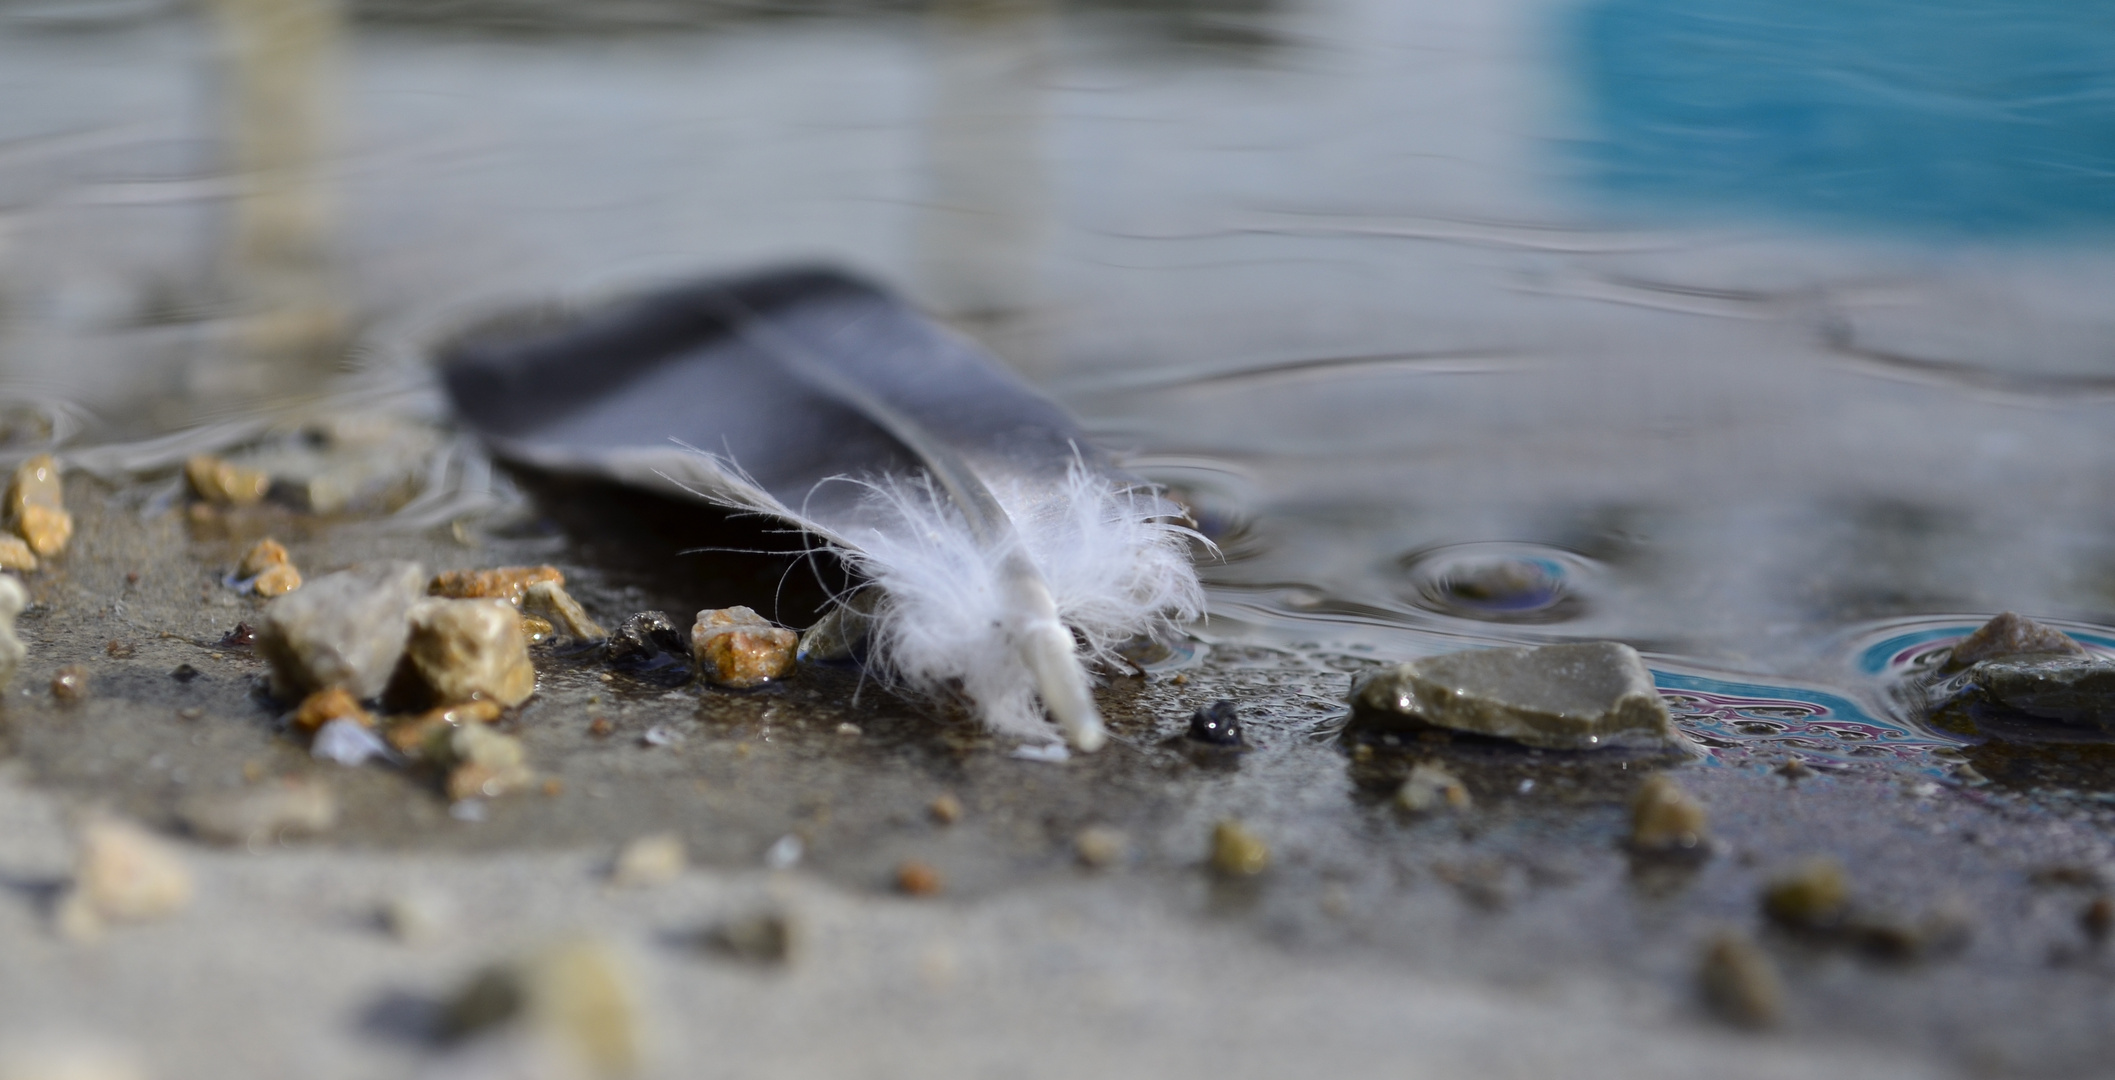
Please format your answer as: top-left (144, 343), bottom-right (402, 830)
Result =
top-left (1354, 641), bottom-right (1677, 750)
top-left (256, 561), bottom-right (427, 701)
top-left (1944, 611), bottom-right (2087, 671)
top-left (1967, 655), bottom-right (2115, 729)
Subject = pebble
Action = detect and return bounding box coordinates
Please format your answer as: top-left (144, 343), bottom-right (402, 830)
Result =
top-left (1210, 819), bottom-right (1270, 877)
top-left (692, 607), bottom-right (797, 688)
top-left (1698, 931), bottom-right (1784, 1029)
top-left (1074, 825), bottom-right (1129, 868)
top-left (1762, 857), bottom-right (1849, 929)
top-left (1629, 774), bottom-right (1711, 852)
top-left (312, 718), bottom-right (394, 766)
top-left (1395, 762), bottom-right (1472, 813)
top-left (385, 699), bottom-right (503, 756)
top-left (702, 910), bottom-right (796, 965)
top-left (605, 611), bottom-right (687, 668)
top-left (609, 833), bottom-right (686, 888)
top-left (57, 817), bottom-right (192, 939)
top-left (0, 536), bottom-right (37, 572)
top-left (403, 597), bottom-right (537, 708)
top-left (1187, 700), bottom-right (1244, 746)
top-left (763, 834), bottom-right (803, 870)
top-left (1351, 641), bottom-right (1678, 750)
top-left (50, 666), bottom-right (89, 703)
top-left (441, 939), bottom-right (643, 1077)
top-left (896, 860), bottom-right (944, 896)
top-left (795, 589), bottom-right (878, 663)
top-left (523, 579), bottom-right (607, 640)
top-left (236, 538), bottom-right (301, 597)
top-left (256, 560), bottom-right (427, 701)
top-left (928, 793), bottom-right (963, 825)
top-left (1775, 759), bottom-right (1815, 781)
top-left (7, 454), bottom-right (72, 557)
top-left (184, 453), bottom-right (272, 506)
top-left (444, 725), bottom-right (535, 800)
top-left (179, 778), bottom-right (338, 845)
top-left (1945, 611), bottom-right (2086, 670)
top-left (291, 686), bottom-right (373, 731)
top-left (0, 575), bottom-right (25, 691)
top-left (1961, 654), bottom-right (2115, 729)
top-left (427, 564), bottom-right (565, 605)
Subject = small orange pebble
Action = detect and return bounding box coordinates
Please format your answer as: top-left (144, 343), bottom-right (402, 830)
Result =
top-left (0, 536), bottom-right (36, 572)
top-left (184, 454), bottom-right (271, 506)
top-left (237, 538), bottom-right (291, 578)
top-left (385, 699), bottom-right (502, 754)
top-left (542, 778), bottom-right (565, 797)
top-left (241, 760), bottom-right (266, 782)
top-left (896, 860), bottom-right (944, 897)
top-left (427, 565), bottom-right (564, 606)
top-left (928, 793), bottom-right (963, 825)
top-left (291, 686), bottom-right (374, 732)
top-left (1171, 673), bottom-right (1190, 686)
top-left (8, 454), bottom-right (71, 557)
top-left (252, 563), bottom-right (302, 597)
top-left (588, 716), bottom-right (613, 738)
top-left (519, 613), bottom-right (554, 643)
top-left (692, 606), bottom-right (797, 688)
top-left (50, 665), bottom-right (90, 702)
top-left (104, 640), bottom-right (135, 659)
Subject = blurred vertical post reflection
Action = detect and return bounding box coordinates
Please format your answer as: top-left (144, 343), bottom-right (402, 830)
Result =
top-left (918, 0), bottom-right (1053, 353)
top-left (197, 0), bottom-right (345, 407)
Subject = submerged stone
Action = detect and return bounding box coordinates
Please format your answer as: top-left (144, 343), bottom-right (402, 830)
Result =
top-left (1352, 641), bottom-right (1677, 750)
top-left (1945, 611), bottom-right (2087, 670)
top-left (1963, 655), bottom-right (2115, 729)
top-left (256, 561), bottom-right (427, 701)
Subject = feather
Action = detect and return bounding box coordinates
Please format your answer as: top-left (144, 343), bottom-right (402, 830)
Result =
top-left (439, 265), bottom-right (1203, 750)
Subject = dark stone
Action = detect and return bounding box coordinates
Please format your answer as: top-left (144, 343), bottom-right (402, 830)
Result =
top-left (1965, 655), bottom-right (2115, 729)
top-left (1187, 700), bottom-right (1243, 746)
top-left (169, 663), bottom-right (202, 683)
top-left (218, 622), bottom-right (256, 649)
top-left (604, 611), bottom-right (686, 668)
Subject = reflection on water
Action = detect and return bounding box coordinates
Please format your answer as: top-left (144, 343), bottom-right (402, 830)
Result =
top-left (7, 0), bottom-right (2115, 786)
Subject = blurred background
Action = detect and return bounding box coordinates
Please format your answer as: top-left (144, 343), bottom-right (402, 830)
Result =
top-left (6, 0), bottom-right (2115, 690)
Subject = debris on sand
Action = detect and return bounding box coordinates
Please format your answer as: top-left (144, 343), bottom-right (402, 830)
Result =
top-left (1395, 762), bottom-right (1472, 813)
top-left (442, 725), bottom-right (536, 801)
top-left (0, 575), bottom-right (26, 691)
top-left (8, 454), bottom-right (72, 557)
top-left (608, 833), bottom-right (685, 889)
top-left (1210, 819), bottom-right (1270, 877)
top-left (1351, 642), bottom-right (1679, 750)
top-left (895, 860), bottom-right (944, 896)
top-left (1629, 774), bottom-right (1711, 853)
top-left (441, 938), bottom-right (645, 1078)
top-left (1943, 611), bottom-right (2087, 671)
top-left (56, 817), bottom-right (193, 940)
top-left (692, 607), bottom-right (796, 689)
top-left (524, 580), bottom-right (607, 641)
top-left (184, 453), bottom-right (272, 506)
top-left (0, 536), bottom-right (37, 573)
top-left (429, 564), bottom-right (565, 606)
top-left (1074, 825), bottom-right (1129, 869)
top-left (179, 778), bottom-right (338, 845)
top-left (404, 598), bottom-right (537, 708)
top-left (1762, 857), bottom-right (1849, 930)
top-left (701, 910), bottom-right (796, 966)
top-left (1698, 931), bottom-right (1783, 1029)
top-left (256, 561), bottom-right (427, 701)
top-left (49, 666), bottom-right (89, 703)
top-left (236, 538), bottom-right (302, 597)
top-left (1187, 700), bottom-right (1244, 746)
top-left (291, 686), bottom-right (373, 731)
top-left (927, 793), bottom-right (963, 825)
